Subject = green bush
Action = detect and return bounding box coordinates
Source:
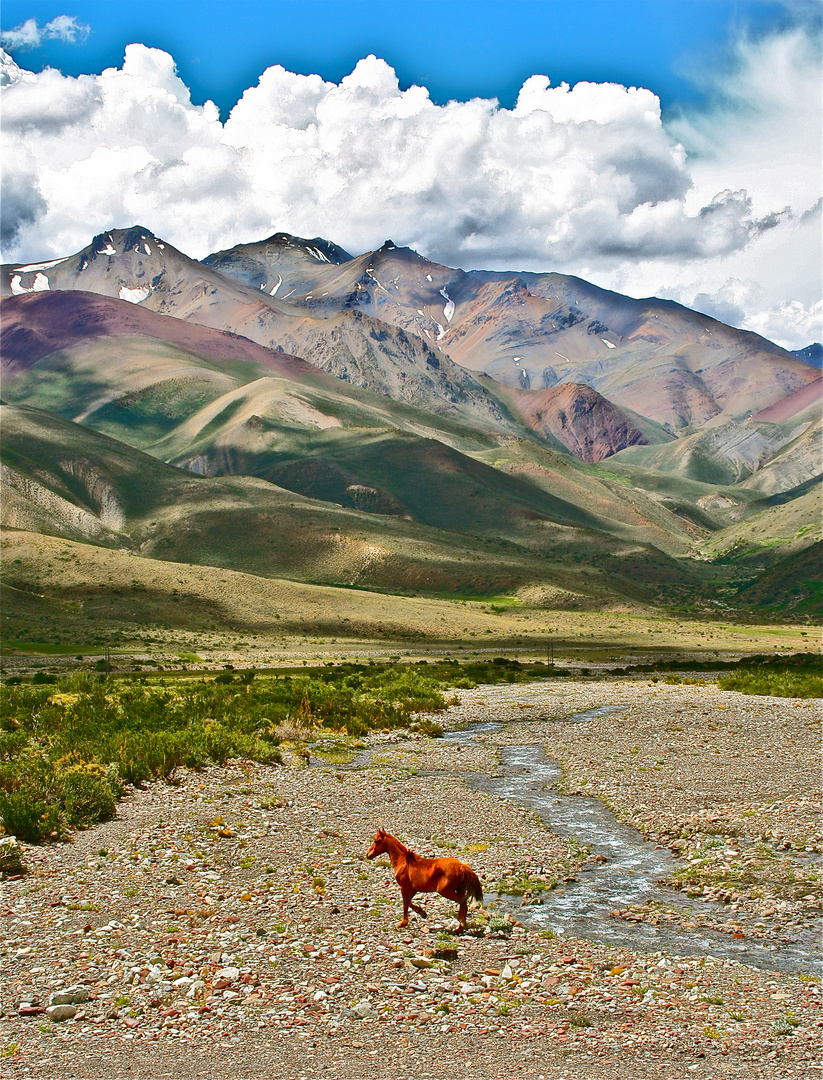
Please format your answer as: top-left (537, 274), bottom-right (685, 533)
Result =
top-left (60, 765), bottom-right (117, 828)
top-left (416, 719), bottom-right (444, 737)
top-left (0, 784), bottom-right (64, 843)
top-left (718, 657), bottom-right (822, 699)
top-left (0, 836), bottom-right (25, 875)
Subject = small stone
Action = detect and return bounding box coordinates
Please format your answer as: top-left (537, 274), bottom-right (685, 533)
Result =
top-left (352, 1001), bottom-right (374, 1019)
top-left (410, 956), bottom-right (434, 969)
top-left (47, 1005), bottom-right (78, 1022)
top-left (501, 965), bottom-right (514, 980)
top-left (50, 985), bottom-right (89, 1006)
top-left (215, 967), bottom-right (240, 982)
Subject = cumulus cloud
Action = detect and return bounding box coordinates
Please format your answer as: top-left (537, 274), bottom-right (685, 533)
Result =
top-left (581, 25), bottom-right (823, 348)
top-left (0, 47), bottom-right (767, 264)
top-left (0, 31), bottom-right (819, 347)
top-left (0, 15), bottom-right (90, 51)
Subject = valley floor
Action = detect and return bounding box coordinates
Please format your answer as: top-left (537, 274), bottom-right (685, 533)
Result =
top-left (2, 681), bottom-right (820, 1079)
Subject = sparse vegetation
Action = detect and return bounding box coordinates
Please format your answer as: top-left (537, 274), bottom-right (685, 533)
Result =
top-left (717, 653), bottom-right (822, 698)
top-left (0, 663), bottom-right (459, 842)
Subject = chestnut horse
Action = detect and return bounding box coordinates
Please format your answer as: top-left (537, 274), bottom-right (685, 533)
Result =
top-left (366, 828), bottom-right (483, 929)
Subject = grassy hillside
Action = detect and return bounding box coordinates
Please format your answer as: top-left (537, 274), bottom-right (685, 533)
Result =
top-left (1, 287), bottom-right (819, 632)
top-left (2, 530), bottom-right (814, 668)
top-left (734, 542), bottom-right (822, 616)
top-left (4, 403), bottom-right (692, 607)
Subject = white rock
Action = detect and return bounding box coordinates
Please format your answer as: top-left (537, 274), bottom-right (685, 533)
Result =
top-left (50, 985), bottom-right (89, 1005)
top-left (501, 964), bottom-right (514, 980)
top-left (46, 1004), bottom-right (78, 1022)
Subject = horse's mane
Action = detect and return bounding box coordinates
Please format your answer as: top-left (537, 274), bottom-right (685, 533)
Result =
top-left (406, 848), bottom-right (420, 862)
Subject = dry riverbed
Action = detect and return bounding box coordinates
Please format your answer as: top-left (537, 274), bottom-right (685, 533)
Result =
top-left (1, 680), bottom-right (820, 1079)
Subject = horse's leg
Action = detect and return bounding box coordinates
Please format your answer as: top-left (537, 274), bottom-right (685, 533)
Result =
top-left (398, 887), bottom-right (414, 927)
top-left (438, 883), bottom-right (467, 931)
top-left (456, 898), bottom-right (468, 928)
top-left (404, 886), bottom-right (428, 919)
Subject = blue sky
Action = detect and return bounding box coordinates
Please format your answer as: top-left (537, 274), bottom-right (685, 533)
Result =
top-left (0, 0), bottom-right (802, 117)
top-left (1, 2), bottom-right (820, 347)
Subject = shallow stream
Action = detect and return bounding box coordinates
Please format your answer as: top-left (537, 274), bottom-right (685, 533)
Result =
top-left (443, 716), bottom-right (821, 975)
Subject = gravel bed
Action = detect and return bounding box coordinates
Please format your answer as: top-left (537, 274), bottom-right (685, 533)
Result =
top-left (1, 681), bottom-right (821, 1078)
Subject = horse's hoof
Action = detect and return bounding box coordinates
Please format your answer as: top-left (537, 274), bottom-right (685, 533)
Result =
top-left (398, 920), bottom-right (409, 928)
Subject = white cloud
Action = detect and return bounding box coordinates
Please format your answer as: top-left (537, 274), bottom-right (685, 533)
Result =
top-left (575, 26), bottom-right (823, 348)
top-left (0, 15), bottom-right (90, 51)
top-left (0, 30), bottom-right (819, 347)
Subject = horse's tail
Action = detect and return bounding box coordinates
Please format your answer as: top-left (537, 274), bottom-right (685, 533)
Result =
top-left (460, 866), bottom-right (483, 905)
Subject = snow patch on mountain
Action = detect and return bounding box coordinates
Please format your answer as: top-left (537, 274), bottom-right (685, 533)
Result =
top-left (10, 272), bottom-right (50, 295)
top-left (119, 286), bottom-right (151, 304)
top-left (13, 258), bottom-right (66, 274)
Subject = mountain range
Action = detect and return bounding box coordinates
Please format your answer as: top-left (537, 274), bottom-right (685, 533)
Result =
top-left (2, 226), bottom-right (820, 636)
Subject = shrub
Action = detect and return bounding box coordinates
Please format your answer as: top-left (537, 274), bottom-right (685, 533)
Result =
top-left (0, 785), bottom-right (64, 843)
top-left (60, 765), bottom-right (117, 828)
top-left (718, 658), bottom-right (822, 699)
top-left (416, 719), bottom-right (444, 738)
top-left (0, 836), bottom-right (25, 875)
top-left (0, 659), bottom-right (463, 844)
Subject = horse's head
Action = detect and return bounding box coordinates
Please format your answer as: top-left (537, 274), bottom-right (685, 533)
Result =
top-left (367, 827), bottom-right (389, 859)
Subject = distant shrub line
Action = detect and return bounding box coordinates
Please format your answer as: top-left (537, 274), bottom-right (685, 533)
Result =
top-left (610, 651), bottom-right (821, 680)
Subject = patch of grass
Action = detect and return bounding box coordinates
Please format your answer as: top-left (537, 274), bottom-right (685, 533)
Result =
top-left (1, 641), bottom-right (108, 655)
top-left (496, 872), bottom-right (555, 897)
top-left (429, 835), bottom-right (457, 850)
top-left (0, 836), bottom-right (25, 875)
top-left (568, 1011), bottom-right (592, 1028)
top-left (773, 1012), bottom-right (801, 1036)
top-left (717, 655), bottom-right (822, 698)
top-left (487, 915), bottom-right (512, 936)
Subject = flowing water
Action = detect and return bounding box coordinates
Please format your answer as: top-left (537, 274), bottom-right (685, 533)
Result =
top-left (443, 717), bottom-right (821, 974)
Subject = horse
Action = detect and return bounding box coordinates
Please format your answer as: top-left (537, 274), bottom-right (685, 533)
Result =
top-left (366, 828), bottom-right (483, 930)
